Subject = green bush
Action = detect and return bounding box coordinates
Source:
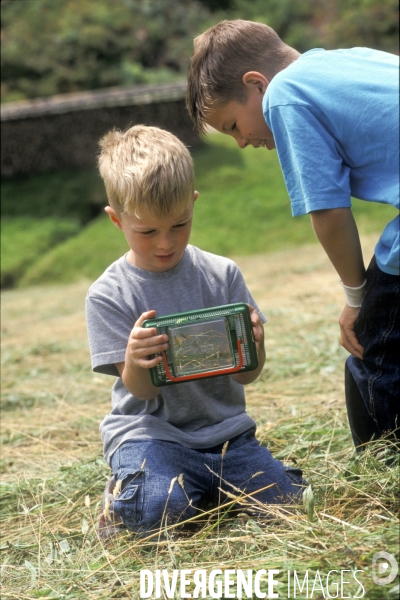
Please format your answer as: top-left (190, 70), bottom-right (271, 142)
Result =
top-left (18, 215), bottom-right (127, 287)
top-left (1, 168), bottom-right (106, 223)
top-left (190, 135), bottom-right (316, 255)
top-left (1, 218), bottom-right (80, 288)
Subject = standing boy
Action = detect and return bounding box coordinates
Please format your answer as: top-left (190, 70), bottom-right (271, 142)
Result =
top-left (86, 124), bottom-right (305, 537)
top-left (186, 19), bottom-right (399, 450)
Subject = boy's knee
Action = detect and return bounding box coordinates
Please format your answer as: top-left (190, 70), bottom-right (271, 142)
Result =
top-left (112, 470), bottom-right (195, 533)
top-left (250, 466), bottom-right (306, 505)
top-left (111, 469), bottom-right (145, 530)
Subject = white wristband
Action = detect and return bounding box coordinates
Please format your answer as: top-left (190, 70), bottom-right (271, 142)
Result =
top-left (339, 279), bottom-right (367, 308)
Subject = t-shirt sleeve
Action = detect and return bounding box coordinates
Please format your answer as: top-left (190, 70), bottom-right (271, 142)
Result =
top-left (267, 104), bottom-right (352, 216)
top-left (85, 290), bottom-right (135, 377)
top-left (227, 263), bottom-right (267, 323)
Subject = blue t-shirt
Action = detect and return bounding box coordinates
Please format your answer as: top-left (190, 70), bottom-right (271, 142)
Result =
top-left (263, 48), bottom-right (399, 275)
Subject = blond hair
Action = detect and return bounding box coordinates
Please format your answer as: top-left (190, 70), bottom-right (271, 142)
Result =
top-left (186, 19), bottom-right (295, 135)
top-left (98, 125), bottom-right (194, 217)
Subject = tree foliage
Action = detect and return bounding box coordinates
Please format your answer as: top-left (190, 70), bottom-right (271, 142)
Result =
top-left (1, 0), bottom-right (398, 103)
top-left (229, 0), bottom-right (399, 53)
top-left (1, 0), bottom-right (212, 101)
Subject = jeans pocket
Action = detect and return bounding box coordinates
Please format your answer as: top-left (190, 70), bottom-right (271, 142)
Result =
top-left (113, 470), bottom-right (145, 527)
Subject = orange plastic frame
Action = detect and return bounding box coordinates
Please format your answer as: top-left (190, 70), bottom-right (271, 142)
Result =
top-left (162, 338), bottom-right (245, 382)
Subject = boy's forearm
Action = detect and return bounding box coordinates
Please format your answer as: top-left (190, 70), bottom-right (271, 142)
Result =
top-left (310, 208), bottom-right (366, 286)
top-left (117, 361), bottom-right (160, 401)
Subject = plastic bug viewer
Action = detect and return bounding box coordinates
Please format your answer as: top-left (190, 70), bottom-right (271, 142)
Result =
top-left (85, 125), bottom-right (306, 537)
top-left (142, 303), bottom-right (259, 385)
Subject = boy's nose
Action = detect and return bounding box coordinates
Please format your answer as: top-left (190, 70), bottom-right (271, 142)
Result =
top-left (237, 136), bottom-right (248, 149)
top-left (157, 235), bottom-right (174, 250)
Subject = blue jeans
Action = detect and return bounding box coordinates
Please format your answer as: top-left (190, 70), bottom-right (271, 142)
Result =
top-left (110, 428), bottom-right (305, 534)
top-left (346, 256), bottom-right (400, 449)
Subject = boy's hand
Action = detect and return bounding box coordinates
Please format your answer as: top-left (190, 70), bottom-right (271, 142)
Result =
top-left (339, 304), bottom-right (364, 359)
top-left (232, 305), bottom-right (265, 385)
top-left (126, 310), bottom-right (169, 370)
top-left (248, 304), bottom-right (264, 346)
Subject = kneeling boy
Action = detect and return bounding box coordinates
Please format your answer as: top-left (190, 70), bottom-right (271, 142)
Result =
top-left (86, 124), bottom-right (305, 537)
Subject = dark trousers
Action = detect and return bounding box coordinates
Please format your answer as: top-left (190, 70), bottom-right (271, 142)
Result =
top-left (345, 256), bottom-right (399, 450)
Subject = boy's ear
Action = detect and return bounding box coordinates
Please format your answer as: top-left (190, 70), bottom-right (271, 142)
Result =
top-left (242, 71), bottom-right (269, 94)
top-left (194, 190), bottom-right (199, 202)
top-left (104, 206), bottom-right (123, 230)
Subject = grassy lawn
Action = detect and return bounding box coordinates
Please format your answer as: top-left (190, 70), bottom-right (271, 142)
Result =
top-left (2, 134), bottom-right (398, 287)
top-left (1, 235), bottom-right (398, 599)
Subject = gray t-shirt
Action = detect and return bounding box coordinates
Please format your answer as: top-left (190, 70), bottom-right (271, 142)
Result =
top-left (86, 244), bottom-right (266, 465)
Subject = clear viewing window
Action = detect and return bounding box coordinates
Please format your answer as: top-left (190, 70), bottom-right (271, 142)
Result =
top-left (169, 318), bottom-right (234, 376)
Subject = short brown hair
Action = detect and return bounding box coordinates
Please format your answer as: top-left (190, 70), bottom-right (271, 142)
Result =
top-left (186, 19), bottom-right (291, 135)
top-left (98, 125), bottom-right (194, 218)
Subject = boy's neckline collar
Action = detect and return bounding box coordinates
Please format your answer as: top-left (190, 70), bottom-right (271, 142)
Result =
top-left (121, 246), bottom-right (191, 279)
top-left (301, 48), bottom-right (325, 57)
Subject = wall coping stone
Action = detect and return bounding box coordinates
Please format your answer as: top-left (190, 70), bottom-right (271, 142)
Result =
top-left (1, 80), bottom-right (188, 121)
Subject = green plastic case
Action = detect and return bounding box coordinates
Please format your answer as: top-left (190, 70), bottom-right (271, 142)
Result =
top-left (142, 302), bottom-right (258, 386)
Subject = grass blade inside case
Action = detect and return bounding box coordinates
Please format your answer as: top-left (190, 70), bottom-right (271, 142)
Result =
top-left (142, 303), bottom-right (258, 386)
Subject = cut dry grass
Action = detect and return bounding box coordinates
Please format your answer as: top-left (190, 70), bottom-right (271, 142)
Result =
top-left (1, 236), bottom-right (399, 599)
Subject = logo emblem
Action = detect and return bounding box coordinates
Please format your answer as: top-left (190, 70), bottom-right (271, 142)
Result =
top-left (372, 552), bottom-right (398, 585)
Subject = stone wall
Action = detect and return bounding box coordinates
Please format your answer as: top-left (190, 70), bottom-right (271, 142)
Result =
top-left (1, 81), bottom-right (200, 178)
